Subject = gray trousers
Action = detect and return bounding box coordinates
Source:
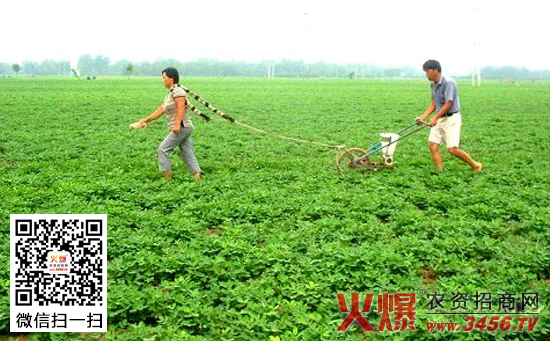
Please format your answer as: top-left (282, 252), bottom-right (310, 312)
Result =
top-left (158, 127), bottom-right (201, 174)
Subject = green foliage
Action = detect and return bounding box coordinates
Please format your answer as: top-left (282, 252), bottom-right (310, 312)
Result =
top-left (11, 63), bottom-right (21, 75)
top-left (125, 63), bottom-right (134, 78)
top-left (0, 78), bottom-right (549, 340)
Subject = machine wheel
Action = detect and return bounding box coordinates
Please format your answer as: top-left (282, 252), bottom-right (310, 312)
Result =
top-left (336, 147), bottom-right (369, 174)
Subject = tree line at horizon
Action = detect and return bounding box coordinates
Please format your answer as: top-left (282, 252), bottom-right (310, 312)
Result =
top-left (2, 55), bottom-right (550, 80)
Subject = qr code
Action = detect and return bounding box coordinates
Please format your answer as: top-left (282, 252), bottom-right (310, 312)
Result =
top-left (10, 214), bottom-right (107, 332)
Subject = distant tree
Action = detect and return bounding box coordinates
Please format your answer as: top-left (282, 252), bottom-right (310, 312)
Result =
top-left (78, 55), bottom-right (95, 75)
top-left (0, 63), bottom-right (10, 75)
top-left (59, 60), bottom-right (72, 76)
top-left (94, 55), bottom-right (110, 75)
top-left (125, 63), bottom-right (134, 79)
top-left (38, 60), bottom-right (58, 76)
top-left (12, 63), bottom-right (20, 76)
top-left (481, 66), bottom-right (531, 80)
top-left (22, 61), bottom-right (38, 76)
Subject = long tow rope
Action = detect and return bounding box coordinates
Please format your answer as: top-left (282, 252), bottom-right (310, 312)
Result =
top-left (178, 84), bottom-right (344, 150)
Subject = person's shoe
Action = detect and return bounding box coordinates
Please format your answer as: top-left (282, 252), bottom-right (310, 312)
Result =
top-left (164, 172), bottom-right (172, 181)
top-left (473, 162), bottom-right (483, 173)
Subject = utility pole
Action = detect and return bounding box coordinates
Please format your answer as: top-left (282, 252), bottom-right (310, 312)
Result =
top-left (471, 4), bottom-right (483, 86)
top-left (267, 61), bottom-right (275, 79)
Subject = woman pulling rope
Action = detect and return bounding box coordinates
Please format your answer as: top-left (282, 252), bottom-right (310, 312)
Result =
top-left (135, 67), bottom-right (202, 182)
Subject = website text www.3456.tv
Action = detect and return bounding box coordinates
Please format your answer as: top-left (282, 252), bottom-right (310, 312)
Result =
top-left (336, 292), bottom-right (540, 333)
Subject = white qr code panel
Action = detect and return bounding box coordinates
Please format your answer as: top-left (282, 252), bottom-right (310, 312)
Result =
top-left (10, 214), bottom-right (107, 332)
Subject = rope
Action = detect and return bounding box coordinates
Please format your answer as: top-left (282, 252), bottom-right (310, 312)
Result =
top-left (188, 104), bottom-right (211, 122)
top-left (233, 120), bottom-right (344, 150)
top-left (178, 84), bottom-right (345, 150)
top-left (179, 84), bottom-right (235, 122)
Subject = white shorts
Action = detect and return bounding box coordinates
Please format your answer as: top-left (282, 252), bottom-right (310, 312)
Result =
top-left (428, 113), bottom-right (462, 148)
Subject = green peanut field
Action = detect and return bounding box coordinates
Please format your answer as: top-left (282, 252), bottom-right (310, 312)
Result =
top-left (1, 77), bottom-right (549, 340)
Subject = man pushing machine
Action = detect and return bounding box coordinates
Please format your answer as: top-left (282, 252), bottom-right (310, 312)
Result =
top-left (416, 59), bottom-right (483, 173)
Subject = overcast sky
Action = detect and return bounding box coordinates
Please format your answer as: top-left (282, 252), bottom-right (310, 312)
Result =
top-left (2, 0), bottom-right (549, 75)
